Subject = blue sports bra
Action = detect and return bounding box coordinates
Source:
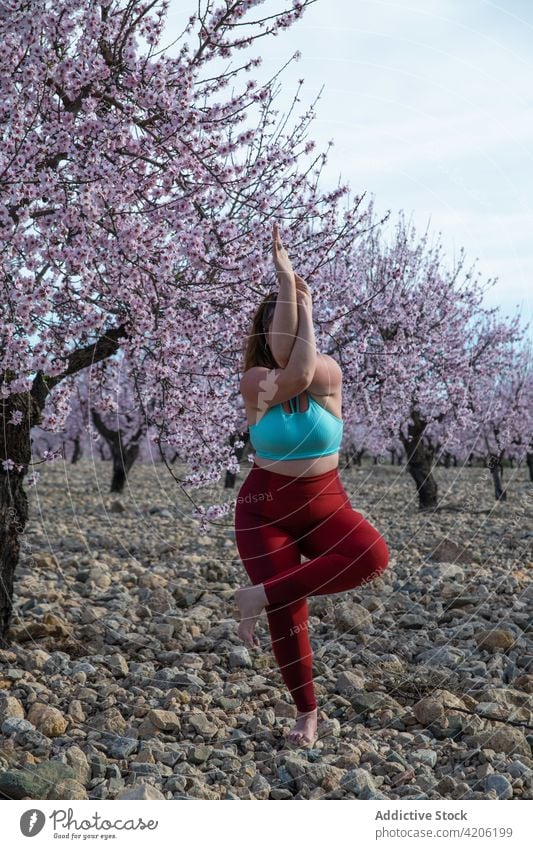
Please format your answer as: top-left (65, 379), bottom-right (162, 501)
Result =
top-left (248, 390), bottom-right (343, 460)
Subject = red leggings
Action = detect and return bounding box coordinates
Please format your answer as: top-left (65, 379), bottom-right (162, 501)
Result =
top-left (234, 462), bottom-right (389, 713)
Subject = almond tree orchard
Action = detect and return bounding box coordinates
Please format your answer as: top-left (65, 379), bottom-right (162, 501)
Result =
top-left (311, 211), bottom-right (529, 510)
top-left (447, 344), bottom-right (533, 499)
top-left (0, 0), bottom-right (376, 644)
top-left (32, 355), bottom-right (166, 490)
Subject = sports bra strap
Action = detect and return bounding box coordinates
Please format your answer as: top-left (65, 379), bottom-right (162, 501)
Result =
top-left (287, 393), bottom-right (306, 413)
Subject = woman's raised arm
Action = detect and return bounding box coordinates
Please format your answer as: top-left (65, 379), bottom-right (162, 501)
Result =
top-left (269, 223), bottom-right (298, 367)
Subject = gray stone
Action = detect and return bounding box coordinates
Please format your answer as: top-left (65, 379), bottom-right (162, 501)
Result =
top-left (88, 751), bottom-right (108, 779)
top-left (48, 779), bottom-right (89, 800)
top-left (146, 709), bottom-right (181, 732)
top-left (70, 661), bottom-right (97, 675)
top-left (229, 646), bottom-right (252, 669)
top-left (104, 653), bottom-right (129, 677)
top-left (64, 746), bottom-right (92, 785)
top-left (484, 774), bottom-right (513, 800)
top-left (107, 737), bottom-right (139, 759)
top-left (350, 691), bottom-right (400, 713)
top-left (470, 728), bottom-right (530, 758)
top-left (334, 602), bottom-right (372, 633)
top-left (398, 614), bottom-right (427, 628)
top-left (1, 717), bottom-right (34, 735)
top-left (416, 647), bottom-right (465, 667)
top-left (188, 713), bottom-right (218, 737)
top-left (413, 698), bottom-right (446, 725)
top-left (0, 761), bottom-right (77, 800)
top-left (429, 540), bottom-right (473, 564)
top-left (411, 749), bottom-right (438, 768)
top-left (117, 783), bottom-right (166, 799)
top-left (335, 670), bottom-right (365, 693)
top-left (130, 763), bottom-right (162, 776)
top-left (340, 768), bottom-right (378, 799)
top-left (250, 774), bottom-right (271, 799)
top-left (43, 652), bottom-right (71, 674)
top-left (189, 745), bottom-right (213, 764)
top-left (154, 668), bottom-right (203, 690)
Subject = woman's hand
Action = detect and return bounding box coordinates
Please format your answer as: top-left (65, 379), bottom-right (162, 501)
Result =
top-left (295, 284), bottom-right (312, 313)
top-left (295, 273), bottom-right (312, 311)
top-left (272, 222), bottom-right (294, 280)
top-left (294, 272), bottom-right (310, 295)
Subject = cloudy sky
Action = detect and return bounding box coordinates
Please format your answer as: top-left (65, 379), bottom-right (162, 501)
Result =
top-left (165, 0), bottom-right (532, 336)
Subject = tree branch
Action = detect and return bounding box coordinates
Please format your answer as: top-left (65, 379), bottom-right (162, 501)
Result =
top-left (30, 324), bottom-right (129, 410)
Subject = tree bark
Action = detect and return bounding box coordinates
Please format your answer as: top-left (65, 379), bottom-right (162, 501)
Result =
top-left (0, 323), bottom-right (128, 643)
top-left (71, 435), bottom-right (82, 464)
top-left (489, 454), bottom-right (507, 501)
top-left (400, 411), bottom-right (438, 509)
top-left (91, 409), bottom-right (144, 494)
top-left (0, 470), bottom-right (29, 648)
top-left (110, 442), bottom-right (140, 493)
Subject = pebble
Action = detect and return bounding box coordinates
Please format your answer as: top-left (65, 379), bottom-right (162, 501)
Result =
top-left (476, 630), bottom-right (516, 651)
top-left (106, 737), bottom-right (139, 759)
top-left (27, 703), bottom-right (68, 737)
top-left (229, 646), bottom-right (252, 669)
top-left (410, 749), bottom-right (438, 768)
top-left (117, 783), bottom-right (166, 799)
top-left (2, 460), bottom-right (528, 802)
top-left (413, 698), bottom-right (445, 725)
top-left (334, 602), bottom-right (372, 633)
top-left (484, 774), bottom-right (513, 800)
top-left (340, 768), bottom-right (378, 798)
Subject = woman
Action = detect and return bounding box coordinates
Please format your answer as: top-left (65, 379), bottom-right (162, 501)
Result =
top-left (234, 223), bottom-right (390, 747)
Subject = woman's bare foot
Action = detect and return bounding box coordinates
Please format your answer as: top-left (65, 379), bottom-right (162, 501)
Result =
top-left (285, 708), bottom-right (318, 746)
top-left (234, 584), bottom-right (268, 649)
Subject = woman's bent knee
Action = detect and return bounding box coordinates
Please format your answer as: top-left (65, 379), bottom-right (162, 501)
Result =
top-left (356, 536), bottom-right (389, 584)
top-left (370, 537), bottom-right (389, 577)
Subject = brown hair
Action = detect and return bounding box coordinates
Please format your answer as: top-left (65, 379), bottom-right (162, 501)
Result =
top-left (241, 291), bottom-right (279, 373)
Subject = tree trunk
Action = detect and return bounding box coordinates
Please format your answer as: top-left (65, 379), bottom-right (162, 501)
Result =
top-left (400, 412), bottom-right (438, 509)
top-left (71, 435), bottom-right (82, 464)
top-left (0, 470), bottom-right (29, 647)
top-left (91, 409), bottom-right (144, 494)
top-left (527, 452), bottom-right (533, 483)
top-left (344, 445), bottom-right (357, 467)
top-left (489, 454), bottom-right (507, 501)
top-left (110, 442), bottom-right (140, 493)
top-left (443, 451), bottom-right (451, 469)
top-left (225, 431), bottom-right (249, 489)
top-left (0, 389), bottom-right (40, 645)
top-left (0, 323), bottom-right (128, 643)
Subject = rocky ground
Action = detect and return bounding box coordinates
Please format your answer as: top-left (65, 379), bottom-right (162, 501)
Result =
top-left (0, 458), bottom-right (531, 801)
